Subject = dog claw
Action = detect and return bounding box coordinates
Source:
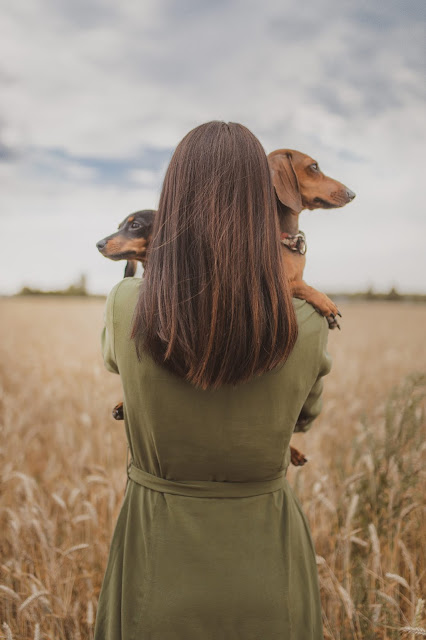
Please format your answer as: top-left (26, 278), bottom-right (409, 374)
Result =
top-left (337, 310), bottom-right (342, 317)
top-left (327, 314), bottom-right (341, 330)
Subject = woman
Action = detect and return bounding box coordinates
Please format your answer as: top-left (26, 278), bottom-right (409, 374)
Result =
top-left (94, 121), bottom-right (331, 639)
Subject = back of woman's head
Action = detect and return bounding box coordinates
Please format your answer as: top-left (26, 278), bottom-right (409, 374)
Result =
top-left (132, 121), bottom-right (298, 389)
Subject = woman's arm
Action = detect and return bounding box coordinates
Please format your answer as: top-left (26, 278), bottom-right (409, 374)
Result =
top-left (101, 281), bottom-right (123, 375)
top-left (294, 319), bottom-right (332, 432)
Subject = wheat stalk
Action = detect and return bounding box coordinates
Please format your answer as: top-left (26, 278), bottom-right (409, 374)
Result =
top-left (18, 590), bottom-right (50, 614)
top-left (2, 623), bottom-right (14, 640)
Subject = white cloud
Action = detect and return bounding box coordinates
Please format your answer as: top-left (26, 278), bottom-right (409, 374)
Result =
top-left (0, 0), bottom-right (425, 294)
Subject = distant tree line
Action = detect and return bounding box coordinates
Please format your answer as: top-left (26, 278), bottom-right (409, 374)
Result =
top-left (14, 278), bottom-right (426, 303)
top-left (17, 274), bottom-right (89, 297)
top-left (326, 287), bottom-right (426, 303)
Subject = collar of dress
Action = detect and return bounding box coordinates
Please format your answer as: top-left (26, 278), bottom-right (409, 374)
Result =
top-left (280, 230), bottom-right (307, 255)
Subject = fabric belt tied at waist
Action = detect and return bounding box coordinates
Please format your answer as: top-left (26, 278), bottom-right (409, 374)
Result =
top-left (128, 463), bottom-right (287, 498)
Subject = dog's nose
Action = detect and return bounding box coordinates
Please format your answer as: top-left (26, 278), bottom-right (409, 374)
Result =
top-left (97, 239), bottom-right (107, 250)
top-left (346, 189), bottom-right (356, 201)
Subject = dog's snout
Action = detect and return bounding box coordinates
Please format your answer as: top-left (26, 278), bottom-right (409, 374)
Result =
top-left (346, 189), bottom-right (356, 201)
top-left (97, 239), bottom-right (107, 251)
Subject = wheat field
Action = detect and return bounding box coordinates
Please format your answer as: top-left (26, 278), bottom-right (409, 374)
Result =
top-left (0, 297), bottom-right (425, 640)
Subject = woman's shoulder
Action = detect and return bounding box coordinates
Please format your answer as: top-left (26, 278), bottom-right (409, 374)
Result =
top-left (286, 299), bottom-right (331, 379)
top-left (293, 298), bottom-right (328, 330)
top-left (108, 276), bottom-right (143, 302)
top-left (105, 277), bottom-right (143, 324)
top-left (292, 298), bottom-right (329, 348)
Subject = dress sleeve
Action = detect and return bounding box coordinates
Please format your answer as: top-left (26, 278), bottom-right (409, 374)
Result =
top-left (101, 282), bottom-right (122, 375)
top-left (294, 319), bottom-right (332, 433)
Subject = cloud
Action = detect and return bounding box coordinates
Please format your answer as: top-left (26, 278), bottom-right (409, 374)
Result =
top-left (28, 146), bottom-right (173, 188)
top-left (0, 0), bottom-right (425, 294)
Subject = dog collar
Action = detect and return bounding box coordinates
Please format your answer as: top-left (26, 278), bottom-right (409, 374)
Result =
top-left (280, 231), bottom-right (307, 255)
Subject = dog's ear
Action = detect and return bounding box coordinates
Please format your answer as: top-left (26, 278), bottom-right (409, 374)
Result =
top-left (124, 260), bottom-right (137, 278)
top-left (268, 152), bottom-right (303, 213)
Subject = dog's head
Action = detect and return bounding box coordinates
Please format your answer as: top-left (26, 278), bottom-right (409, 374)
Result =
top-left (268, 149), bottom-right (356, 213)
top-left (96, 209), bottom-right (156, 269)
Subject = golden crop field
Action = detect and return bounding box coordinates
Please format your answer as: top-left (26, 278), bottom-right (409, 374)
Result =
top-left (0, 297), bottom-right (425, 640)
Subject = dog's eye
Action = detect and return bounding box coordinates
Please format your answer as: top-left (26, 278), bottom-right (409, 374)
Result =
top-left (310, 163), bottom-right (319, 172)
top-left (130, 221), bottom-right (141, 229)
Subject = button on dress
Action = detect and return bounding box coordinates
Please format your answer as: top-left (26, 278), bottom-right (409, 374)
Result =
top-left (94, 277), bottom-right (331, 640)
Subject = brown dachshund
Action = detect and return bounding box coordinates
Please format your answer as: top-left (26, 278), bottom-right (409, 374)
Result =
top-left (267, 149), bottom-right (355, 465)
top-left (268, 149), bottom-right (355, 329)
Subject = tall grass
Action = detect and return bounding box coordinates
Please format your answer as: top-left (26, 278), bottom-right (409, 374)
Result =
top-left (296, 373), bottom-right (425, 639)
top-left (0, 299), bottom-right (425, 639)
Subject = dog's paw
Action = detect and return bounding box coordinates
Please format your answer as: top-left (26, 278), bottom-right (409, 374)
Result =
top-left (307, 291), bottom-right (341, 329)
top-left (290, 446), bottom-right (308, 467)
top-left (112, 402), bottom-right (124, 420)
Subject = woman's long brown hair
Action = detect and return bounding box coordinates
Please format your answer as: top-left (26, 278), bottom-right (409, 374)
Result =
top-left (131, 121), bottom-right (298, 390)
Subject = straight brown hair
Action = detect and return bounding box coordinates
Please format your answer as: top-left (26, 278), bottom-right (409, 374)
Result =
top-left (131, 121), bottom-right (298, 390)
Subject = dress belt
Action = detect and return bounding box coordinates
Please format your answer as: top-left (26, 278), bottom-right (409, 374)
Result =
top-left (128, 463), bottom-right (287, 498)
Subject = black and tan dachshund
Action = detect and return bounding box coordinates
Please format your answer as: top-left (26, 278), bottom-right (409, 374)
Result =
top-left (96, 209), bottom-right (155, 278)
top-left (97, 210), bottom-right (155, 421)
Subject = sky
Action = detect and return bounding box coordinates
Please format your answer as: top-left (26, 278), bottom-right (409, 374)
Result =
top-left (0, 0), bottom-right (425, 294)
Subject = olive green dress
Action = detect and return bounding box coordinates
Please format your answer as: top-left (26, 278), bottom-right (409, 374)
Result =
top-left (94, 277), bottom-right (331, 640)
